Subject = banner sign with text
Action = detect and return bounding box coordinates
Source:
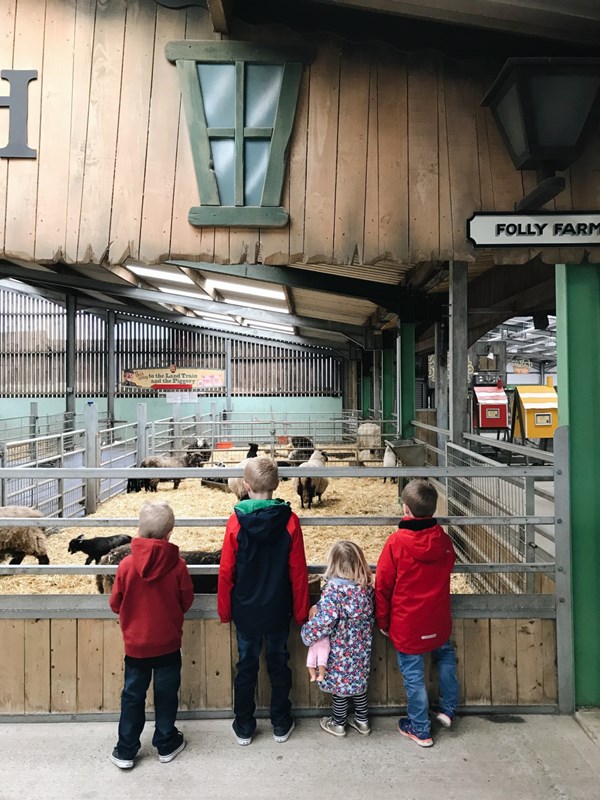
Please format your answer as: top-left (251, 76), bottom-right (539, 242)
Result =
top-left (122, 367), bottom-right (226, 391)
top-left (467, 212), bottom-right (600, 248)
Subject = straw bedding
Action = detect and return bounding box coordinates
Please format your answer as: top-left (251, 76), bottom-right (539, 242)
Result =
top-left (0, 464), bottom-right (473, 595)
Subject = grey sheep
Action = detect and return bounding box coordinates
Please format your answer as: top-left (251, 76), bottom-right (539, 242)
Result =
top-left (96, 544), bottom-right (221, 594)
top-left (293, 450), bottom-right (329, 510)
top-left (140, 441), bottom-right (208, 491)
top-left (0, 506), bottom-right (51, 565)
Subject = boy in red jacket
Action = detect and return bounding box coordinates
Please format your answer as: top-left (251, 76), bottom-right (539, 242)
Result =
top-left (109, 500), bottom-right (194, 769)
top-left (376, 478), bottom-right (458, 748)
top-left (218, 457), bottom-right (309, 746)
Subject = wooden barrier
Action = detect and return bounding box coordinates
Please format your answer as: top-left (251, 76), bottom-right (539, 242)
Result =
top-left (0, 614), bottom-right (557, 716)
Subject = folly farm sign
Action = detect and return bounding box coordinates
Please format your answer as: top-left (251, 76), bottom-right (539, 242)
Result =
top-left (467, 212), bottom-right (600, 248)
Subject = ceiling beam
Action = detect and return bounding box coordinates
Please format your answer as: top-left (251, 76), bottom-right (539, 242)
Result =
top-left (207, 0), bottom-right (233, 33)
top-left (0, 261), bottom-right (365, 341)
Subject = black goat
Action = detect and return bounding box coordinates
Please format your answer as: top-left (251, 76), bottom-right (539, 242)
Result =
top-left (126, 478), bottom-right (149, 493)
top-left (246, 443), bottom-right (259, 458)
top-left (68, 533), bottom-right (133, 565)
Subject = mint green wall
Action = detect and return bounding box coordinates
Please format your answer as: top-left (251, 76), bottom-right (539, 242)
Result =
top-left (0, 396), bottom-right (343, 426)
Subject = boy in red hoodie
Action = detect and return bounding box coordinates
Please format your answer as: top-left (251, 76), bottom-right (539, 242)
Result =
top-left (109, 500), bottom-right (194, 769)
top-left (376, 478), bottom-right (458, 748)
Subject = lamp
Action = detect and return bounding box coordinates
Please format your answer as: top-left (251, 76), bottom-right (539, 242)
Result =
top-left (486, 350), bottom-right (495, 360)
top-left (482, 58), bottom-right (600, 211)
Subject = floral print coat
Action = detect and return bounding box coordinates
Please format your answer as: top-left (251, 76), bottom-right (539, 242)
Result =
top-left (301, 577), bottom-right (374, 696)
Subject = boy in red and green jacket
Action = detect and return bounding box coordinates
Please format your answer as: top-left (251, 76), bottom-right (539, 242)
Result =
top-left (218, 457), bottom-right (309, 746)
top-left (376, 478), bottom-right (458, 748)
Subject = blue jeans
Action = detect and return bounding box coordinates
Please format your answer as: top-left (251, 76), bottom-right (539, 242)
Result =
top-left (116, 652), bottom-right (182, 759)
top-left (234, 628), bottom-right (292, 736)
top-left (397, 640), bottom-right (459, 736)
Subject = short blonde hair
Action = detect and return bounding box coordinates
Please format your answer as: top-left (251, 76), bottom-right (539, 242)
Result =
top-left (324, 540), bottom-right (373, 588)
top-left (138, 501), bottom-right (175, 539)
top-left (243, 457), bottom-right (279, 493)
top-left (402, 479), bottom-right (438, 517)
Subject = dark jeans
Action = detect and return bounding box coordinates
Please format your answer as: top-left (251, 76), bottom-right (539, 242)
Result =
top-left (115, 651), bottom-right (182, 759)
top-left (234, 628), bottom-right (292, 736)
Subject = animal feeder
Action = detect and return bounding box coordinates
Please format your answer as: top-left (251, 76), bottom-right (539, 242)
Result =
top-left (472, 376), bottom-right (509, 436)
top-left (510, 381), bottom-right (558, 445)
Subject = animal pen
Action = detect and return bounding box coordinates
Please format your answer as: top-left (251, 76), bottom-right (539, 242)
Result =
top-left (0, 407), bottom-right (573, 720)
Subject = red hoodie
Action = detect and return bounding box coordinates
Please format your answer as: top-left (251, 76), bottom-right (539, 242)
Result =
top-left (110, 537), bottom-right (194, 658)
top-left (375, 517), bottom-right (455, 655)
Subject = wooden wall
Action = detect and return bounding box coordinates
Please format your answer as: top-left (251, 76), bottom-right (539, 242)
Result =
top-left (0, 615), bottom-right (557, 715)
top-left (0, 0), bottom-right (598, 271)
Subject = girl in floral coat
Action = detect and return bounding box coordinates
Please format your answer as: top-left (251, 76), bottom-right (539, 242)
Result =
top-left (301, 540), bottom-right (374, 737)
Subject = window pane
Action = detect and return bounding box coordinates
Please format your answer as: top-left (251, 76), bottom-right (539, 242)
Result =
top-left (244, 139), bottom-right (270, 206)
top-left (198, 64), bottom-right (235, 128)
top-left (211, 139), bottom-right (235, 206)
top-left (245, 65), bottom-right (283, 128)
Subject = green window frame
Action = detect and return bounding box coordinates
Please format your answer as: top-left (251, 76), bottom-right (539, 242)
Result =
top-left (166, 41), bottom-right (315, 228)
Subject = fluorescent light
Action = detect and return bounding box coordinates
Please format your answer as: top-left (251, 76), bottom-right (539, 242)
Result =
top-left (205, 279), bottom-right (285, 300)
top-left (222, 298), bottom-right (290, 313)
top-left (128, 265), bottom-right (194, 284)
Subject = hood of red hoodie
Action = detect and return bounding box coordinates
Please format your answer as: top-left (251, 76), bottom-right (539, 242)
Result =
top-left (130, 537), bottom-right (181, 582)
top-left (398, 516), bottom-right (452, 564)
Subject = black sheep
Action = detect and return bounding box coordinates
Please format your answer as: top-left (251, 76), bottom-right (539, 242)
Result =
top-left (246, 443), bottom-right (259, 458)
top-left (68, 533), bottom-right (133, 565)
top-left (126, 478), bottom-right (149, 493)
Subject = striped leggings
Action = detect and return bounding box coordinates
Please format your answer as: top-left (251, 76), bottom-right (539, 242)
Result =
top-left (331, 691), bottom-right (368, 725)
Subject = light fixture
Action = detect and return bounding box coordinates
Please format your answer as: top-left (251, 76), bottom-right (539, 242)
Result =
top-left (482, 58), bottom-right (600, 211)
top-left (487, 350), bottom-right (495, 360)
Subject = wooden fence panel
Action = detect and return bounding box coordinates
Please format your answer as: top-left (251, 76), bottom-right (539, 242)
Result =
top-left (50, 619), bottom-right (78, 713)
top-left (77, 618), bottom-right (104, 713)
top-left (24, 618), bottom-right (50, 713)
top-left (1, 619), bottom-right (25, 713)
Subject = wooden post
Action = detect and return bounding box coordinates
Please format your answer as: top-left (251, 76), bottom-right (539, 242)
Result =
top-left (449, 261), bottom-right (468, 444)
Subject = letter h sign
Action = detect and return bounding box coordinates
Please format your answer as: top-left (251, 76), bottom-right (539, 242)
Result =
top-left (0, 70), bottom-right (38, 158)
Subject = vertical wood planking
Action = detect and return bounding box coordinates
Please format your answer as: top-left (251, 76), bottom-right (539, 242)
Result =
top-left (138, 6), bottom-right (185, 261)
top-left (181, 619), bottom-right (206, 710)
top-left (386, 636), bottom-right (406, 706)
top-left (64, 0), bottom-right (95, 262)
top-left (516, 618), bottom-right (545, 704)
top-left (102, 619), bottom-right (124, 711)
top-left (489, 618), bottom-right (518, 705)
top-left (0, 619), bottom-right (24, 713)
top-left (570, 131), bottom-right (600, 263)
top-left (462, 618), bottom-right (491, 705)
top-left (77, 0), bottom-right (127, 262)
top-left (437, 60), bottom-right (452, 261)
top-left (50, 618), bottom-right (77, 712)
top-left (376, 47), bottom-right (409, 265)
top-left (77, 618), bottom-right (104, 712)
top-left (362, 52), bottom-right (379, 265)
top-left (0, 1), bottom-right (17, 252)
top-left (444, 61), bottom-right (481, 262)
top-left (368, 628), bottom-right (388, 706)
top-left (109, 0), bottom-right (156, 263)
top-left (333, 44), bottom-right (369, 265)
top-left (169, 7), bottom-right (213, 260)
top-left (34, 0), bottom-right (77, 262)
top-left (24, 618), bottom-right (50, 712)
top-left (286, 64), bottom-right (309, 264)
top-left (204, 618), bottom-right (232, 709)
top-left (474, 73), bottom-right (495, 214)
top-left (407, 52), bottom-right (439, 264)
top-left (3, 0), bottom-right (44, 259)
top-left (541, 619), bottom-right (558, 703)
top-left (303, 39), bottom-right (340, 264)
top-left (289, 624), bottom-right (311, 709)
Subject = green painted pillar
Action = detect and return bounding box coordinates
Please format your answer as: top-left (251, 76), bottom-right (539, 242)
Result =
top-left (556, 263), bottom-right (600, 707)
top-left (400, 323), bottom-right (416, 439)
top-left (382, 346), bottom-right (395, 434)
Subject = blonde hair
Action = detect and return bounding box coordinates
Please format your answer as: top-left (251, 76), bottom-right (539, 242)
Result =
top-left (138, 501), bottom-right (175, 540)
top-left (401, 478), bottom-right (438, 517)
top-left (243, 457), bottom-right (279, 493)
top-left (324, 540), bottom-right (373, 587)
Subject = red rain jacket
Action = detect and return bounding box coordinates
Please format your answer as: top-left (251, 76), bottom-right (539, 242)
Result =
top-left (110, 537), bottom-right (194, 658)
top-left (375, 517), bottom-right (455, 655)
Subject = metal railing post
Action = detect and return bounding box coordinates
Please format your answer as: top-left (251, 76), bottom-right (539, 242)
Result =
top-left (84, 402), bottom-right (99, 515)
top-left (172, 403), bottom-right (182, 455)
top-left (524, 475), bottom-right (536, 593)
top-left (136, 403), bottom-right (147, 466)
top-left (553, 425), bottom-right (575, 713)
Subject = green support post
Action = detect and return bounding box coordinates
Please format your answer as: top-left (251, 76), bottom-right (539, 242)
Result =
top-left (382, 347), bottom-right (395, 434)
top-left (400, 323), bottom-right (416, 439)
top-left (556, 263), bottom-right (600, 706)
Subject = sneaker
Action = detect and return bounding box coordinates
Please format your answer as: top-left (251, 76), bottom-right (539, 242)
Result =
top-left (433, 710), bottom-right (454, 728)
top-left (319, 716), bottom-right (347, 738)
top-left (158, 733), bottom-right (186, 763)
top-left (398, 717), bottom-right (433, 748)
top-left (232, 720), bottom-right (253, 746)
top-left (347, 716), bottom-right (371, 736)
top-left (273, 719), bottom-right (295, 743)
top-left (110, 748), bottom-right (134, 769)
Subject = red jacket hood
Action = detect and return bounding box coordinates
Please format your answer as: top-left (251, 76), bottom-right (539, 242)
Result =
top-left (131, 537), bottom-right (181, 582)
top-left (398, 517), bottom-right (453, 564)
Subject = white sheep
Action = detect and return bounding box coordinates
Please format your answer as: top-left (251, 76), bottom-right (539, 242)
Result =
top-left (227, 458), bottom-right (253, 500)
top-left (293, 450), bottom-right (329, 509)
top-left (0, 506), bottom-right (51, 564)
top-left (383, 445), bottom-right (398, 484)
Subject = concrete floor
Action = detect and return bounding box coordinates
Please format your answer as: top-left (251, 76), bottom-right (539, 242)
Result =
top-left (1, 713), bottom-right (599, 800)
